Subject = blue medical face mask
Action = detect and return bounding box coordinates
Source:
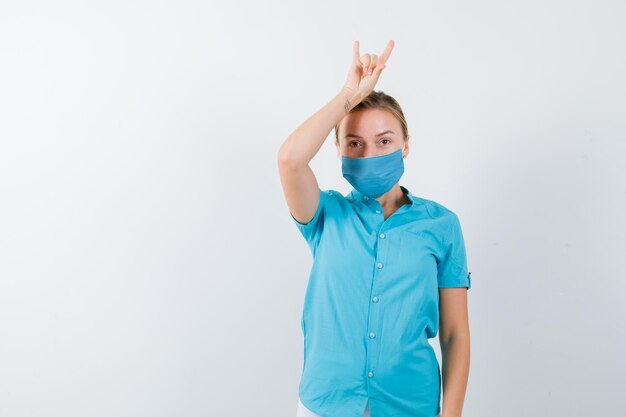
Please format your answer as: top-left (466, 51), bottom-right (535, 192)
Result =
top-left (341, 148), bottom-right (405, 198)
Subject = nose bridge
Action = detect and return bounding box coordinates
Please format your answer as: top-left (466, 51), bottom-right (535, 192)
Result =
top-left (363, 142), bottom-right (377, 158)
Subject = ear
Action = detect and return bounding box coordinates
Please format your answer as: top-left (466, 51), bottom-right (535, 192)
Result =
top-left (336, 141), bottom-right (342, 160)
top-left (403, 136), bottom-right (409, 158)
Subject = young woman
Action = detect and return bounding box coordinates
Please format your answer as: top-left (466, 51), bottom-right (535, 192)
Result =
top-left (277, 40), bottom-right (471, 417)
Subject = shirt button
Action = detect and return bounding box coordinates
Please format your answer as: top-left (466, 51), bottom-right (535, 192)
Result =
top-left (372, 296), bottom-right (379, 302)
top-left (375, 209), bottom-right (381, 214)
top-left (364, 196), bottom-right (369, 200)
top-left (368, 371), bottom-right (374, 378)
top-left (377, 262), bottom-right (383, 269)
top-left (369, 332), bottom-right (376, 339)
top-left (379, 233), bottom-right (385, 239)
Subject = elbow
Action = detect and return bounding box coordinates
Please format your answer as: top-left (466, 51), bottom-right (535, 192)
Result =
top-left (277, 145), bottom-right (305, 170)
top-left (440, 330), bottom-right (470, 349)
top-left (277, 148), bottom-right (292, 167)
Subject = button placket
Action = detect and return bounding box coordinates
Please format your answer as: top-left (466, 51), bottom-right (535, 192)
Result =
top-left (367, 226), bottom-right (387, 382)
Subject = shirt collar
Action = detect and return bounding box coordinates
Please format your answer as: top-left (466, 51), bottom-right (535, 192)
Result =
top-left (349, 184), bottom-right (420, 205)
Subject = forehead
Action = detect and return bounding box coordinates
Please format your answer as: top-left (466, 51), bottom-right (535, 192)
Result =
top-left (340, 108), bottom-right (400, 138)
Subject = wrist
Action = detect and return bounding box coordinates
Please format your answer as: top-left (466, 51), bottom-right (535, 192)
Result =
top-left (339, 87), bottom-right (361, 112)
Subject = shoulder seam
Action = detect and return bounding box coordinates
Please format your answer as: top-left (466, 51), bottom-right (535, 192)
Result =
top-left (421, 200), bottom-right (436, 219)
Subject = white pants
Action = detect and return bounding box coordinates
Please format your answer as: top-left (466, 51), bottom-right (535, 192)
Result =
top-left (296, 397), bottom-right (441, 417)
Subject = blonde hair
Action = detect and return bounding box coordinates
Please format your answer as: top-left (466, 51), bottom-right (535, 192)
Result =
top-left (334, 90), bottom-right (409, 144)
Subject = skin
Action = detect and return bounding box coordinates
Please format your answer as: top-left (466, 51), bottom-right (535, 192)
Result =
top-left (335, 107), bottom-right (411, 220)
top-left (277, 40), bottom-right (469, 417)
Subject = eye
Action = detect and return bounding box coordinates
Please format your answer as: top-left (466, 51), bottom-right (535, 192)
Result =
top-left (349, 141), bottom-right (360, 147)
top-left (381, 138), bottom-right (391, 145)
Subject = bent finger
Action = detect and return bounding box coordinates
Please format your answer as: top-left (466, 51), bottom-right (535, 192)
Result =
top-left (369, 55), bottom-right (379, 73)
top-left (360, 54), bottom-right (372, 72)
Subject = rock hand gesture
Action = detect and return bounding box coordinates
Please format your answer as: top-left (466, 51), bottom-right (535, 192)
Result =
top-left (342, 39), bottom-right (395, 109)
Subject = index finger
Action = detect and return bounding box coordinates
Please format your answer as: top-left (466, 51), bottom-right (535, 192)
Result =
top-left (352, 40), bottom-right (361, 65)
top-left (378, 40), bottom-right (395, 66)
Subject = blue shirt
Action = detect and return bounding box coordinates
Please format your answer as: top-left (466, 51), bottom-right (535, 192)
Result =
top-left (291, 185), bottom-right (471, 417)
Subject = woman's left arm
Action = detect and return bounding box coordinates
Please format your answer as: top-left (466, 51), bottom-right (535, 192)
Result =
top-left (438, 287), bottom-right (471, 417)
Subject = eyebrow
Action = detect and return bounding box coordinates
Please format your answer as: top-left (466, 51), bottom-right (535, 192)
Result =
top-left (344, 130), bottom-right (396, 139)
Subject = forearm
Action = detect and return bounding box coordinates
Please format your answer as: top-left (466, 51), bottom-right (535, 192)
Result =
top-left (277, 88), bottom-right (357, 168)
top-left (441, 334), bottom-right (470, 417)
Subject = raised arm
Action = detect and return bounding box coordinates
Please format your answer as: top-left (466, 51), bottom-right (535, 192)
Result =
top-left (277, 40), bottom-right (394, 224)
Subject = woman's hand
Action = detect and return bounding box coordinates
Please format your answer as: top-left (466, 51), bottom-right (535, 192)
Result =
top-left (342, 39), bottom-right (394, 105)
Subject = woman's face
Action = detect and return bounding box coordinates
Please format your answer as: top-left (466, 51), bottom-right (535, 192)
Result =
top-left (336, 108), bottom-right (409, 159)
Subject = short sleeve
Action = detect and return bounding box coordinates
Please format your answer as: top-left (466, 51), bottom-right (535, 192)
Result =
top-left (290, 188), bottom-right (330, 256)
top-left (437, 213), bottom-right (471, 290)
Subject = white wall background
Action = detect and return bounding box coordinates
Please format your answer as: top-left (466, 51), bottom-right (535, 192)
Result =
top-left (1, 1), bottom-right (625, 416)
